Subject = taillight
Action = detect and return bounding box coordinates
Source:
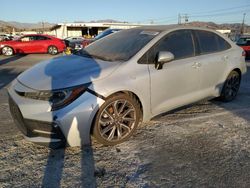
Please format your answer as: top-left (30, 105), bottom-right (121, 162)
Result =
top-left (242, 50), bottom-right (246, 57)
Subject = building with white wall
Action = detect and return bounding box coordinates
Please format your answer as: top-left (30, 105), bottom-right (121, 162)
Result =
top-left (48, 22), bottom-right (142, 39)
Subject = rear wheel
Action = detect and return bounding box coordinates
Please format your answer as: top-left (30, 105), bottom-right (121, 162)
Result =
top-left (48, 45), bottom-right (58, 55)
top-left (2, 46), bottom-right (14, 56)
top-left (220, 71), bottom-right (241, 102)
top-left (93, 93), bottom-right (141, 145)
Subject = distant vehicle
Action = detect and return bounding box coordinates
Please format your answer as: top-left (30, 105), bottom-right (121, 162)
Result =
top-left (0, 34), bottom-right (12, 41)
top-left (82, 28), bottom-right (121, 47)
top-left (64, 29), bottom-right (121, 54)
top-left (236, 36), bottom-right (250, 59)
top-left (8, 25), bottom-right (246, 148)
top-left (64, 36), bottom-right (85, 52)
top-left (0, 34), bottom-right (66, 56)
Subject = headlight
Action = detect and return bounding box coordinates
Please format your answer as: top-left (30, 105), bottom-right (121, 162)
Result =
top-left (22, 86), bottom-right (86, 111)
top-left (0, 44), bottom-right (4, 48)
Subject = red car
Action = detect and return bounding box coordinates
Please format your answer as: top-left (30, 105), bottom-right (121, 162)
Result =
top-left (0, 34), bottom-right (66, 56)
top-left (236, 36), bottom-right (250, 59)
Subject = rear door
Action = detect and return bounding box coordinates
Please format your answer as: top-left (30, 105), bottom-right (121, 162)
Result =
top-left (193, 30), bottom-right (231, 96)
top-left (142, 30), bottom-right (202, 116)
top-left (31, 35), bottom-right (50, 53)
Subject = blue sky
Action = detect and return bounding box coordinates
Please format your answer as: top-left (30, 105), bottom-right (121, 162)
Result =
top-left (1, 0), bottom-right (249, 24)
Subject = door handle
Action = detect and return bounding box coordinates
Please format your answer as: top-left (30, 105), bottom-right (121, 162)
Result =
top-left (192, 62), bottom-right (201, 68)
top-left (222, 55), bottom-right (228, 61)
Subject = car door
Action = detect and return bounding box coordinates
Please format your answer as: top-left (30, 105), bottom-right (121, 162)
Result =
top-left (142, 30), bottom-right (202, 116)
top-left (33, 35), bottom-right (51, 53)
top-left (15, 36), bottom-right (36, 53)
top-left (193, 30), bottom-right (231, 95)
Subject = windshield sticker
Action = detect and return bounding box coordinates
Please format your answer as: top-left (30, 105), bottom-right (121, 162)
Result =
top-left (140, 31), bottom-right (159, 36)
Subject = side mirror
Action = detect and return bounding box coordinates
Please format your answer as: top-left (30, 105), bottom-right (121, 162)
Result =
top-left (155, 51), bottom-right (174, 70)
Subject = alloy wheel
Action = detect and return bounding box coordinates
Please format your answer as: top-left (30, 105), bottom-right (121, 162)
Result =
top-left (48, 46), bottom-right (58, 55)
top-left (2, 46), bottom-right (13, 56)
top-left (98, 99), bottom-right (136, 142)
top-left (93, 93), bottom-right (142, 145)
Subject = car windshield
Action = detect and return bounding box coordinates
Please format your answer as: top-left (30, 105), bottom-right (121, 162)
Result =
top-left (77, 29), bottom-right (160, 62)
top-left (236, 38), bottom-right (249, 45)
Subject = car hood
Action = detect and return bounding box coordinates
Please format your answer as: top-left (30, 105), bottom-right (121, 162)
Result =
top-left (17, 55), bottom-right (120, 91)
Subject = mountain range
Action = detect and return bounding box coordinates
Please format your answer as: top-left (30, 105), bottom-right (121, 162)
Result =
top-left (0, 20), bottom-right (54, 31)
top-left (0, 20), bottom-right (249, 33)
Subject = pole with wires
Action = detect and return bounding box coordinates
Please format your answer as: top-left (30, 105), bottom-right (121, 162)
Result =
top-left (178, 14), bottom-right (189, 25)
top-left (240, 13), bottom-right (246, 35)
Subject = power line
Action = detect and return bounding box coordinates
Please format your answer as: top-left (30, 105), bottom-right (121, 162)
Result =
top-left (189, 4), bottom-right (250, 15)
top-left (190, 9), bottom-right (250, 18)
top-left (138, 15), bottom-right (177, 24)
top-left (136, 4), bottom-right (250, 25)
top-left (154, 18), bottom-right (178, 24)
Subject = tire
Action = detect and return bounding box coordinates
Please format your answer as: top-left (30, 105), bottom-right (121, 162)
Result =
top-left (220, 71), bottom-right (241, 102)
top-left (93, 93), bottom-right (141, 145)
top-left (48, 45), bottom-right (58, 55)
top-left (2, 46), bottom-right (14, 56)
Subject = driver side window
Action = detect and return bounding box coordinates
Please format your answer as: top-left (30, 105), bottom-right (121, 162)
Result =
top-left (139, 30), bottom-right (195, 64)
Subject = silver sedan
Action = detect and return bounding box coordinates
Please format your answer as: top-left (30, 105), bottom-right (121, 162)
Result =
top-left (8, 25), bottom-right (247, 148)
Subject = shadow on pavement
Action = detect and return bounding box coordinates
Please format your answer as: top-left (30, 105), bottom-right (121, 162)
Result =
top-left (0, 54), bottom-right (27, 66)
top-left (0, 68), bottom-right (22, 90)
top-left (42, 51), bottom-right (101, 187)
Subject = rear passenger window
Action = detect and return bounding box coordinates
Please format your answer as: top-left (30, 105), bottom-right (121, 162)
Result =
top-left (217, 35), bottom-right (231, 51)
top-left (195, 30), bottom-right (231, 54)
top-left (36, 36), bottom-right (49, 40)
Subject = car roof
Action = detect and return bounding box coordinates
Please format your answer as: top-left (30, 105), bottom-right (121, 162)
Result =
top-left (133, 24), bottom-right (217, 32)
top-left (23, 34), bottom-right (53, 37)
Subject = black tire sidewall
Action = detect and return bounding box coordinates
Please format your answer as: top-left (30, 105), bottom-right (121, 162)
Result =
top-left (221, 71), bottom-right (240, 102)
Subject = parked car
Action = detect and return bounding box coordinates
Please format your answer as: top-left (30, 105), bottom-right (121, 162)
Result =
top-left (82, 28), bottom-right (121, 47)
top-left (236, 36), bottom-right (250, 59)
top-left (0, 34), bottom-right (66, 56)
top-left (64, 36), bottom-right (85, 50)
top-left (8, 25), bottom-right (246, 148)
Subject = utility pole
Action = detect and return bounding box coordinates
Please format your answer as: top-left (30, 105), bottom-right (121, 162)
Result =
top-left (240, 13), bottom-right (246, 35)
top-left (41, 21), bottom-right (45, 34)
top-left (178, 14), bottom-right (181, 24)
top-left (178, 14), bottom-right (189, 25)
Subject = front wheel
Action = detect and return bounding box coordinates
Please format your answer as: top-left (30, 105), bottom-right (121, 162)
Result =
top-left (2, 46), bottom-right (14, 56)
top-left (48, 46), bottom-right (58, 55)
top-left (93, 93), bottom-right (141, 145)
top-left (220, 71), bottom-right (241, 102)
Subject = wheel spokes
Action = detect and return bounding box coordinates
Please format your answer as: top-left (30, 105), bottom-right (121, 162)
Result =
top-left (118, 100), bottom-right (127, 115)
top-left (107, 126), bottom-right (116, 140)
top-left (98, 99), bottom-right (137, 142)
top-left (101, 124), bottom-right (114, 136)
